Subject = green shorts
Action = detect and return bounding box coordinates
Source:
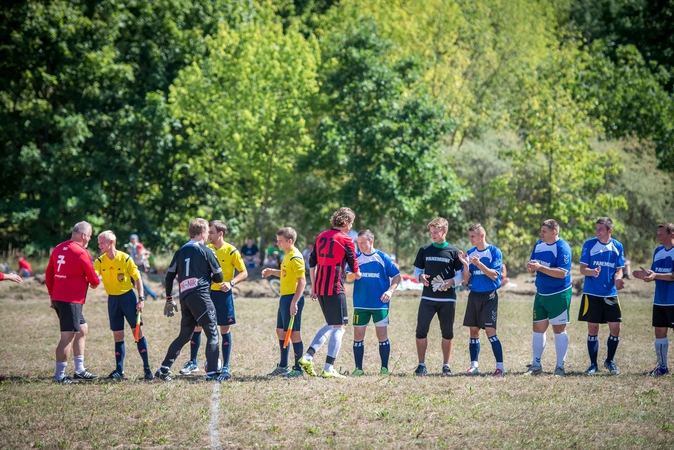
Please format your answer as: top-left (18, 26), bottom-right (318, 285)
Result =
top-left (533, 288), bottom-right (572, 325)
top-left (353, 308), bottom-right (389, 327)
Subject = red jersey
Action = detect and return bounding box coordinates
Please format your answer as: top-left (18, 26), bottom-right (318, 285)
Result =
top-left (309, 229), bottom-right (359, 296)
top-left (45, 240), bottom-right (100, 304)
top-left (18, 257), bottom-right (32, 275)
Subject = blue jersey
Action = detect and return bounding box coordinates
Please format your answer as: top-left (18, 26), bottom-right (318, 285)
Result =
top-left (580, 237), bottom-right (625, 297)
top-left (651, 246), bottom-right (674, 306)
top-left (348, 250), bottom-right (400, 310)
top-left (530, 239), bottom-right (572, 295)
top-left (466, 245), bottom-right (502, 292)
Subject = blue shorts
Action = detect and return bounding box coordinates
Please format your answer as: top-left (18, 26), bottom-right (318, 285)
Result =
top-left (211, 289), bottom-right (236, 326)
top-left (108, 290), bottom-right (141, 331)
top-left (276, 294), bottom-right (304, 331)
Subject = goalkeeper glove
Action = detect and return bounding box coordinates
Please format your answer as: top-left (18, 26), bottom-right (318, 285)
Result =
top-left (164, 296), bottom-right (178, 317)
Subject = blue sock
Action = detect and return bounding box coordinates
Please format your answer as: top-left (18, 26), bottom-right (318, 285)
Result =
top-left (488, 335), bottom-right (503, 363)
top-left (469, 338), bottom-right (480, 363)
top-left (379, 340), bottom-right (390, 369)
top-left (279, 340), bottom-right (289, 367)
top-left (587, 335), bottom-right (599, 365)
top-left (190, 331), bottom-right (202, 364)
top-left (606, 334), bottom-right (620, 362)
top-left (136, 337), bottom-right (150, 369)
top-left (115, 341), bottom-right (125, 373)
top-left (292, 341), bottom-right (303, 370)
top-left (353, 340), bottom-right (364, 370)
top-left (222, 332), bottom-right (232, 369)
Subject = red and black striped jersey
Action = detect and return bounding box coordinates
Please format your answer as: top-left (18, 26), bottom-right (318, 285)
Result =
top-left (309, 228), bottom-right (359, 296)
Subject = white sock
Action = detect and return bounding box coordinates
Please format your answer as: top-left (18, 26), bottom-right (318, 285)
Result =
top-left (324, 363), bottom-right (333, 372)
top-left (55, 362), bottom-right (67, 381)
top-left (303, 353), bottom-right (313, 362)
top-left (327, 328), bottom-right (345, 360)
top-left (471, 361), bottom-right (479, 369)
top-left (496, 362), bottom-right (505, 371)
top-left (655, 337), bottom-right (669, 368)
top-left (74, 355), bottom-right (85, 373)
top-left (554, 332), bottom-right (568, 368)
top-left (532, 332), bottom-right (546, 366)
top-left (308, 324), bottom-right (334, 355)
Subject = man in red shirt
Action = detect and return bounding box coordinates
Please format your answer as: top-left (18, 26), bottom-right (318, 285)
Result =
top-left (46, 221), bottom-right (101, 384)
top-left (16, 254), bottom-right (33, 277)
top-left (298, 207), bottom-right (361, 378)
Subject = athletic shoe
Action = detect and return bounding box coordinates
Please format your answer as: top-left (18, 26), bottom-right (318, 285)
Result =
top-left (107, 369), bottom-right (126, 381)
top-left (441, 365), bottom-right (452, 376)
top-left (73, 369), bottom-right (99, 380)
top-left (298, 357), bottom-right (316, 377)
top-left (144, 368), bottom-right (154, 381)
top-left (648, 366), bottom-right (669, 376)
top-left (155, 369), bottom-right (173, 381)
top-left (179, 361), bottom-right (199, 375)
top-left (465, 366), bottom-right (479, 375)
top-left (351, 368), bottom-right (364, 377)
top-left (584, 363), bottom-right (599, 375)
top-left (491, 368), bottom-right (506, 377)
top-left (604, 360), bottom-right (620, 375)
top-left (524, 365), bottom-right (542, 376)
top-left (267, 365), bottom-right (290, 377)
top-left (283, 369), bottom-right (304, 378)
top-left (554, 366), bottom-right (565, 377)
top-left (414, 364), bottom-right (427, 376)
top-left (53, 375), bottom-right (78, 384)
top-left (206, 369), bottom-right (232, 381)
top-left (380, 367), bottom-right (390, 376)
top-left (320, 368), bottom-right (346, 379)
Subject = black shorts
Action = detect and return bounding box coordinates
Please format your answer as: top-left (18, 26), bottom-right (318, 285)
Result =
top-left (317, 294), bottom-right (348, 326)
top-left (180, 291), bottom-right (217, 329)
top-left (276, 294), bottom-right (304, 331)
top-left (463, 290), bottom-right (498, 329)
top-left (52, 300), bottom-right (86, 333)
top-left (416, 299), bottom-right (456, 340)
top-left (578, 294), bottom-right (622, 323)
top-left (652, 304), bottom-right (674, 328)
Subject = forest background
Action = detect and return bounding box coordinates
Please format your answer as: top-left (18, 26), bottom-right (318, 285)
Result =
top-left (1, 0), bottom-right (673, 269)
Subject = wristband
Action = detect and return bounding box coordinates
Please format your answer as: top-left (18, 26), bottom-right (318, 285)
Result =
top-left (166, 295), bottom-right (173, 301)
top-left (138, 296), bottom-right (145, 301)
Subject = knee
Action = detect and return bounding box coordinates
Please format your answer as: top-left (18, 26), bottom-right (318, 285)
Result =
top-left (416, 329), bottom-right (428, 339)
top-left (442, 331), bottom-right (454, 340)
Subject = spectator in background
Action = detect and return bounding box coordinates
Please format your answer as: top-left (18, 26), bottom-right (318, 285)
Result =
top-left (267, 239), bottom-right (285, 268)
top-left (241, 238), bottom-right (261, 268)
top-left (16, 253), bottom-right (32, 277)
top-left (302, 243), bottom-right (314, 271)
top-left (128, 234), bottom-right (158, 300)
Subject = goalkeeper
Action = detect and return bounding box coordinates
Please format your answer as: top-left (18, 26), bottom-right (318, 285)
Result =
top-left (155, 218), bottom-right (225, 381)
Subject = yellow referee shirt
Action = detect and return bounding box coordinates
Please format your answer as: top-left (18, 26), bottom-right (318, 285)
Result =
top-left (280, 247), bottom-right (305, 296)
top-left (208, 242), bottom-right (246, 290)
top-left (94, 251), bottom-right (141, 296)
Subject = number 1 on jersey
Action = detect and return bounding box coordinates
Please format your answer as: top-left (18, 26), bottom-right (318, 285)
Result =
top-left (185, 258), bottom-right (190, 276)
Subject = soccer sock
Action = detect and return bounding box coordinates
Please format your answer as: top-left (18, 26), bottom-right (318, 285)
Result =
top-left (489, 335), bottom-right (503, 364)
top-left (279, 340), bottom-right (289, 367)
top-left (309, 324), bottom-right (333, 356)
top-left (379, 340), bottom-right (390, 369)
top-left (554, 332), bottom-right (568, 368)
top-left (189, 331), bottom-right (202, 364)
top-left (74, 355), bottom-right (85, 373)
top-left (134, 337), bottom-right (149, 369)
top-left (292, 341), bottom-right (303, 370)
top-left (55, 362), bottom-right (67, 381)
top-left (655, 338), bottom-right (669, 368)
top-left (469, 338), bottom-right (480, 367)
top-left (587, 335), bottom-right (599, 365)
top-left (325, 327), bottom-right (345, 371)
top-left (353, 340), bottom-right (364, 370)
top-left (606, 334), bottom-right (620, 363)
top-left (532, 332), bottom-right (546, 366)
top-left (115, 341), bottom-right (125, 373)
top-left (222, 332), bottom-right (232, 369)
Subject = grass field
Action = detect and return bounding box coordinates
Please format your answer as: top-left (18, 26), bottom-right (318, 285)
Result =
top-left (1, 276), bottom-right (673, 449)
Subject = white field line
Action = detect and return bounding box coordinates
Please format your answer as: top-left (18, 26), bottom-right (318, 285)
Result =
top-left (210, 382), bottom-right (221, 450)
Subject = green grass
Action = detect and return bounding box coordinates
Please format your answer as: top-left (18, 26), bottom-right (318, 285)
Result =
top-left (1, 279), bottom-right (673, 449)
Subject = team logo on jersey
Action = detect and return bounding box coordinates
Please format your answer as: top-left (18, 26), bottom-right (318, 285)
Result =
top-left (563, 254), bottom-right (570, 265)
top-left (180, 277), bottom-right (198, 292)
top-left (117, 273), bottom-right (125, 282)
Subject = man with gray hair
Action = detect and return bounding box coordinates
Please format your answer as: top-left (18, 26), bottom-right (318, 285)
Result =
top-left (46, 221), bottom-right (101, 384)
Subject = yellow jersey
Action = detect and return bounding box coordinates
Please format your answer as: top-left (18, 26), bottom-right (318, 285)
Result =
top-left (280, 247), bottom-right (305, 296)
top-left (94, 251), bottom-right (141, 296)
top-left (208, 242), bottom-right (245, 290)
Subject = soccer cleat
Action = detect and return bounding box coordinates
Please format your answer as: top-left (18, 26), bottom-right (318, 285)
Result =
top-left (380, 367), bottom-right (390, 376)
top-left (179, 361), bottom-right (199, 375)
top-left (441, 365), bottom-right (452, 376)
top-left (554, 366), bottom-right (565, 377)
top-left (73, 369), bottom-right (99, 380)
top-left (144, 368), bottom-right (154, 381)
top-left (466, 366), bottom-right (479, 375)
top-left (648, 366), bottom-right (669, 376)
top-left (351, 368), bottom-right (364, 377)
top-left (283, 369), bottom-right (304, 378)
top-left (491, 368), bottom-right (506, 377)
top-left (604, 360), bottom-right (620, 375)
top-left (267, 365), bottom-right (290, 377)
top-left (524, 365), bottom-right (542, 376)
top-left (414, 364), bottom-right (427, 376)
top-left (320, 368), bottom-right (346, 379)
top-left (206, 370), bottom-right (231, 381)
top-left (53, 375), bottom-right (78, 384)
top-left (107, 369), bottom-right (126, 380)
top-left (155, 369), bottom-right (173, 381)
top-left (298, 357), bottom-right (317, 377)
top-left (584, 363), bottom-right (599, 375)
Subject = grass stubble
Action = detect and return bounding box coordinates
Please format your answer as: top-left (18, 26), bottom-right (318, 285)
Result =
top-left (0, 276), bottom-right (673, 449)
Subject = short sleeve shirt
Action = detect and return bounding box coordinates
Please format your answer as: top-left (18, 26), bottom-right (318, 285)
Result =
top-left (466, 245), bottom-right (502, 292)
top-left (350, 250), bottom-right (400, 309)
top-left (280, 247), bottom-right (305, 296)
top-left (207, 242), bottom-right (245, 289)
top-left (413, 242), bottom-right (463, 302)
top-left (580, 237), bottom-right (625, 297)
top-left (94, 251), bottom-right (141, 296)
top-left (530, 239), bottom-right (572, 295)
top-left (651, 245), bottom-right (674, 305)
